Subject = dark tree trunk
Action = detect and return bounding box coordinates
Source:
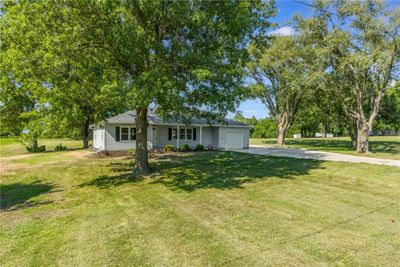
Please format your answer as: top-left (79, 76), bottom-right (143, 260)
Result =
top-left (347, 118), bottom-right (358, 149)
top-left (135, 107), bottom-right (150, 175)
top-left (82, 119), bottom-right (90, 149)
top-left (32, 139), bottom-right (38, 150)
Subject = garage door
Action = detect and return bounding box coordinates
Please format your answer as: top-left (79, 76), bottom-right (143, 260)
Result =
top-left (225, 132), bottom-right (243, 150)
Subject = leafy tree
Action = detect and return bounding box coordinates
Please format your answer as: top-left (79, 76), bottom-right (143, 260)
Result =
top-left (296, 0), bottom-right (400, 153)
top-left (376, 85), bottom-right (400, 132)
top-left (0, 1), bottom-right (48, 149)
top-left (98, 0), bottom-right (275, 175)
top-left (1, 0), bottom-right (129, 148)
top-left (248, 36), bottom-right (321, 145)
top-left (1, 0), bottom-right (275, 173)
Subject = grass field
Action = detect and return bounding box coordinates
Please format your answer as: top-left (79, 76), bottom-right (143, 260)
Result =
top-left (1, 138), bottom-right (400, 266)
top-left (0, 138), bottom-right (86, 157)
top-left (251, 136), bottom-right (400, 160)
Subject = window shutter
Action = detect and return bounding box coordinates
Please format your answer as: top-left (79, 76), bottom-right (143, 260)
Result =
top-left (168, 128), bottom-right (172, 140)
top-left (116, 126), bottom-right (120, 141)
top-left (193, 128), bottom-right (196, 140)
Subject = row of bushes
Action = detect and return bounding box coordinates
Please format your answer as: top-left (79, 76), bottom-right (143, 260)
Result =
top-left (26, 145), bottom-right (46, 153)
top-left (164, 144), bottom-right (209, 152)
top-left (25, 143), bottom-right (67, 153)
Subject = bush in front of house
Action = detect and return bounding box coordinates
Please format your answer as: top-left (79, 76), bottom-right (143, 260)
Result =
top-left (26, 145), bottom-right (46, 153)
top-left (55, 143), bottom-right (67, 151)
top-left (179, 144), bottom-right (190, 151)
top-left (128, 148), bottom-right (136, 156)
top-left (196, 144), bottom-right (204, 151)
top-left (164, 144), bottom-right (174, 152)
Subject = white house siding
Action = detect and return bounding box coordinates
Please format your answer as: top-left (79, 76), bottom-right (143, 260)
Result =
top-left (218, 127), bottom-right (250, 149)
top-left (212, 127), bottom-right (219, 148)
top-left (201, 127), bottom-right (215, 148)
top-left (104, 124), bottom-right (152, 151)
top-left (93, 129), bottom-right (105, 150)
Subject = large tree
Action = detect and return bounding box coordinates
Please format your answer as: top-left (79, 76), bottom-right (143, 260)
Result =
top-left (296, 0), bottom-right (399, 153)
top-left (99, 0), bottom-right (275, 174)
top-left (1, 1), bottom-right (129, 149)
top-left (248, 36), bottom-right (320, 145)
top-left (1, 0), bottom-right (275, 174)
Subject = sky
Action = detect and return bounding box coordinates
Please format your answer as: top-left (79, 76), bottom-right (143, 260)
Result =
top-left (229, 0), bottom-right (400, 119)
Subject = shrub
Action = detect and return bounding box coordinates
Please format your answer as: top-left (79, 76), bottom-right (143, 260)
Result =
top-left (128, 148), bottom-right (136, 156)
top-left (164, 144), bottom-right (174, 152)
top-left (179, 144), bottom-right (190, 151)
top-left (196, 144), bottom-right (204, 151)
top-left (26, 145), bottom-right (46, 153)
top-left (55, 143), bottom-right (67, 151)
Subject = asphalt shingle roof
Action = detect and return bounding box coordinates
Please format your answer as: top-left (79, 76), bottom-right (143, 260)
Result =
top-left (106, 110), bottom-right (249, 127)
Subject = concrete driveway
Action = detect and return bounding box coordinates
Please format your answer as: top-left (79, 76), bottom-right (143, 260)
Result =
top-left (233, 145), bottom-right (400, 167)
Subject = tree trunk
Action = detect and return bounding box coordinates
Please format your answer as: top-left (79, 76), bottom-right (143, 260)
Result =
top-left (350, 134), bottom-right (357, 149)
top-left (135, 107), bottom-right (150, 176)
top-left (82, 119), bottom-right (90, 149)
top-left (277, 119), bottom-right (288, 145)
top-left (32, 139), bottom-right (38, 150)
top-left (356, 121), bottom-right (370, 153)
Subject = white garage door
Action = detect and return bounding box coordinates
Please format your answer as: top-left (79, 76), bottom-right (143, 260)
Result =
top-left (225, 132), bottom-right (243, 150)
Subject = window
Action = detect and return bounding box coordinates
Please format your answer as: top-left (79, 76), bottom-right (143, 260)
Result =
top-left (172, 128), bottom-right (177, 140)
top-left (186, 129), bottom-right (192, 140)
top-left (118, 127), bottom-right (136, 141)
top-left (168, 127), bottom-right (196, 141)
top-left (180, 129), bottom-right (186, 140)
top-left (130, 128), bottom-right (136, 140)
top-left (121, 127), bottom-right (129, 141)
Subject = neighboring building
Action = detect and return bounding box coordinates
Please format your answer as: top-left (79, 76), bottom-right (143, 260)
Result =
top-left (92, 110), bottom-right (250, 151)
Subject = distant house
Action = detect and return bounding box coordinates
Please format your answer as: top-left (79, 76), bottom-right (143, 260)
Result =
top-left (92, 110), bottom-right (250, 151)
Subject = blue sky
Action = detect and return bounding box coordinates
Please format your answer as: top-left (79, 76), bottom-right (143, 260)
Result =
top-left (229, 0), bottom-right (400, 119)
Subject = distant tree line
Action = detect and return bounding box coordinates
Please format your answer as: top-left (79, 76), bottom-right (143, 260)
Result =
top-left (243, 0), bottom-right (399, 153)
top-left (234, 85), bottom-right (400, 139)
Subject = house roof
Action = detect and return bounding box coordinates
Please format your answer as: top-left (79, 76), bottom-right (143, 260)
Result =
top-left (106, 110), bottom-right (250, 127)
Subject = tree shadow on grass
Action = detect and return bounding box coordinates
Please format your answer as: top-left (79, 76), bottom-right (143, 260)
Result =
top-left (78, 173), bottom-right (143, 188)
top-left (77, 161), bottom-right (143, 188)
top-left (150, 151), bottom-right (323, 192)
top-left (0, 180), bottom-right (54, 211)
top-left (81, 151), bottom-right (323, 192)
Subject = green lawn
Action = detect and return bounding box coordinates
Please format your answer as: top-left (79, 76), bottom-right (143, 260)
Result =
top-left (251, 136), bottom-right (400, 160)
top-left (0, 138), bottom-right (87, 157)
top-left (1, 141), bottom-right (399, 266)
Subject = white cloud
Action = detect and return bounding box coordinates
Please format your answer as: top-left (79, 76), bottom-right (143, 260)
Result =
top-left (269, 26), bottom-right (295, 36)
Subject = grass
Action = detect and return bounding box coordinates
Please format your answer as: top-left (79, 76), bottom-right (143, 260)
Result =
top-left (251, 136), bottom-right (400, 160)
top-left (1, 141), bottom-right (399, 266)
top-left (0, 138), bottom-right (87, 157)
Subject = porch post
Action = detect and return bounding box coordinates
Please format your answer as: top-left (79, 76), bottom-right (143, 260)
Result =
top-left (149, 126), bottom-right (153, 149)
top-left (177, 124), bottom-right (180, 148)
top-left (199, 126), bottom-right (202, 145)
